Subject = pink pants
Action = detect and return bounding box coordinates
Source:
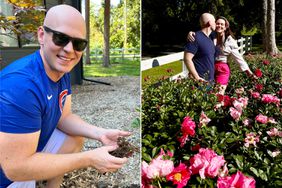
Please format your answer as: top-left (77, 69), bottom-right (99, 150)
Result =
top-left (215, 62), bottom-right (230, 85)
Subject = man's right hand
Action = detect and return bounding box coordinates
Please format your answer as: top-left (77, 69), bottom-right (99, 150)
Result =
top-left (187, 31), bottom-right (196, 42)
top-left (86, 146), bottom-right (128, 173)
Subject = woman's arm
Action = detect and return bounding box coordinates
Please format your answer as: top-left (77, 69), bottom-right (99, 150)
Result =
top-left (225, 36), bottom-right (252, 73)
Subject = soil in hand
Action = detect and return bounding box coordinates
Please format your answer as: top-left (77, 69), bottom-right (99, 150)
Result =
top-left (109, 137), bottom-right (139, 158)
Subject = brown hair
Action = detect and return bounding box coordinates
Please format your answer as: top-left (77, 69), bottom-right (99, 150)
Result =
top-left (217, 16), bottom-right (235, 40)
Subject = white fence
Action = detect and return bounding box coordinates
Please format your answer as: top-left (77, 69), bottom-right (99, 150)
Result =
top-left (90, 48), bottom-right (140, 63)
top-left (141, 36), bottom-right (252, 80)
top-left (237, 36), bottom-right (252, 54)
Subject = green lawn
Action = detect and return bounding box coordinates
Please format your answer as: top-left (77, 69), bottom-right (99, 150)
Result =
top-left (83, 58), bottom-right (140, 77)
top-left (141, 60), bottom-right (182, 86)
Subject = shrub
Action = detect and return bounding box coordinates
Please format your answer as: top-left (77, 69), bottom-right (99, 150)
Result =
top-left (142, 53), bottom-right (282, 187)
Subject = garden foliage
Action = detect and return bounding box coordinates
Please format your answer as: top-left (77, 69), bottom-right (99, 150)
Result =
top-left (142, 54), bottom-right (282, 187)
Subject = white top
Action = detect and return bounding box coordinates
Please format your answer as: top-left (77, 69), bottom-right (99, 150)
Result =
top-left (215, 35), bottom-right (250, 72)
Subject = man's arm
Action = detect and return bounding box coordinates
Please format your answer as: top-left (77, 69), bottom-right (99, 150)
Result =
top-left (184, 51), bottom-right (205, 81)
top-left (0, 131), bottom-right (126, 181)
top-left (0, 131), bottom-right (90, 181)
top-left (0, 96), bottom-right (128, 182)
top-left (57, 95), bottom-right (131, 145)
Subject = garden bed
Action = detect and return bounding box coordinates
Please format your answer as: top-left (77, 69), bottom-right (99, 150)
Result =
top-left (142, 53), bottom-right (282, 187)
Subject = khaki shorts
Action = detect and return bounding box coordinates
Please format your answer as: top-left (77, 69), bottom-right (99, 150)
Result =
top-left (7, 128), bottom-right (67, 188)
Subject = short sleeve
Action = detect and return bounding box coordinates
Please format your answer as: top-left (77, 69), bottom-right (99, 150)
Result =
top-left (65, 73), bottom-right (72, 95)
top-left (0, 77), bottom-right (42, 133)
top-left (184, 40), bottom-right (198, 55)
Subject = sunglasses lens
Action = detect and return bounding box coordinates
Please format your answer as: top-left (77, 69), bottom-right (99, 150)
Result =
top-left (52, 33), bottom-right (70, 46)
top-left (73, 39), bottom-right (88, 51)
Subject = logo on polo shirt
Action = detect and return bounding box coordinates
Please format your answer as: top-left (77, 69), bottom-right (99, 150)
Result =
top-left (59, 89), bottom-right (68, 113)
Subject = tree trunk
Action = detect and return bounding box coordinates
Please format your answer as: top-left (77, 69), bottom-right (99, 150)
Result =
top-left (103, 0), bottom-right (110, 67)
top-left (263, 0), bottom-right (280, 55)
top-left (124, 0), bottom-right (127, 52)
top-left (266, 0), bottom-right (279, 55)
top-left (85, 0), bottom-right (91, 64)
top-left (262, 0), bottom-right (268, 51)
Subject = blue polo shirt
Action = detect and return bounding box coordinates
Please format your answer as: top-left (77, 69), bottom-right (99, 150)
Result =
top-left (0, 50), bottom-right (71, 187)
top-left (184, 31), bottom-right (215, 81)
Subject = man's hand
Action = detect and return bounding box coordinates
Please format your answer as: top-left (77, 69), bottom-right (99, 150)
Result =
top-left (98, 129), bottom-right (131, 146)
top-left (86, 145), bottom-right (128, 173)
top-left (187, 31), bottom-right (196, 42)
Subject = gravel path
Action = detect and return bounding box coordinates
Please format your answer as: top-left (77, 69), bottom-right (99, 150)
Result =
top-left (39, 76), bottom-right (141, 188)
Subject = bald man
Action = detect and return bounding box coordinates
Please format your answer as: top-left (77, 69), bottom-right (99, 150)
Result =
top-left (0, 5), bottom-right (130, 188)
top-left (184, 13), bottom-right (216, 82)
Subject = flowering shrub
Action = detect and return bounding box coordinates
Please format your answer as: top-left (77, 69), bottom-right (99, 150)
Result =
top-left (142, 54), bottom-right (282, 187)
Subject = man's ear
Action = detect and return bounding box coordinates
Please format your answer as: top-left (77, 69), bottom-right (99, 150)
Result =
top-left (37, 26), bottom-right (44, 45)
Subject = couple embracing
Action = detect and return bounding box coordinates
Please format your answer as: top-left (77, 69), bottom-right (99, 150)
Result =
top-left (184, 13), bottom-right (256, 95)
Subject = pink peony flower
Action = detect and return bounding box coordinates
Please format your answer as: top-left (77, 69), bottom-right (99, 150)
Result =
top-left (254, 69), bottom-right (263, 78)
top-left (191, 144), bottom-right (201, 151)
top-left (178, 116), bottom-right (196, 147)
top-left (267, 128), bottom-right (282, 137)
top-left (223, 95), bottom-right (232, 107)
top-left (261, 94), bottom-right (280, 105)
top-left (251, 91), bottom-right (260, 99)
top-left (255, 114), bottom-right (268, 124)
top-left (271, 150), bottom-right (281, 157)
top-left (244, 132), bottom-right (260, 147)
top-left (233, 100), bottom-right (244, 112)
top-left (216, 94), bottom-right (224, 102)
top-left (235, 87), bottom-right (244, 95)
top-left (166, 162), bottom-right (191, 188)
top-left (243, 118), bottom-right (253, 126)
top-left (238, 97), bottom-right (248, 108)
top-left (199, 111), bottom-right (211, 127)
top-left (189, 148), bottom-right (226, 179)
top-left (229, 107), bottom-right (242, 121)
top-left (157, 148), bottom-right (174, 159)
top-left (262, 59), bottom-right (270, 65)
top-left (268, 117), bottom-right (278, 124)
top-left (142, 150), bottom-right (175, 180)
top-left (255, 84), bottom-right (263, 92)
top-left (217, 171), bottom-right (256, 188)
top-left (181, 116), bottom-right (196, 136)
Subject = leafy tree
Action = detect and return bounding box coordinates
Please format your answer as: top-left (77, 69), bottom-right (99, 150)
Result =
top-left (142, 0), bottom-right (282, 55)
top-left (0, 0), bottom-right (45, 46)
top-left (89, 0), bottom-right (140, 51)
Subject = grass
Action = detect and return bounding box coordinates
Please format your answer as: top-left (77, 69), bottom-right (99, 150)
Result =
top-left (141, 60), bottom-right (182, 86)
top-left (83, 58), bottom-right (140, 77)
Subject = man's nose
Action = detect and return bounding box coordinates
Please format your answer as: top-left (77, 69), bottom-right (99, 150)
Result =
top-left (63, 41), bottom-right (75, 52)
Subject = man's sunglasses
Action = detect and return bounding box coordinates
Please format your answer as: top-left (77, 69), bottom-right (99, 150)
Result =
top-left (43, 26), bottom-right (88, 52)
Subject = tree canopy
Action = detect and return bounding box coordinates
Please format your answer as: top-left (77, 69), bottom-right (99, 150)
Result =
top-left (142, 0), bottom-right (282, 55)
top-left (90, 0), bottom-right (140, 50)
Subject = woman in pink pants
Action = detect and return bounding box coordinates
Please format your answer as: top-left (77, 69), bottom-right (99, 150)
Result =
top-left (188, 16), bottom-right (256, 94)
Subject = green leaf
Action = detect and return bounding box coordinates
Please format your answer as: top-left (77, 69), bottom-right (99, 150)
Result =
top-left (183, 155), bottom-right (190, 160)
top-left (152, 147), bottom-right (158, 158)
top-left (142, 153), bottom-right (152, 162)
top-left (258, 169), bottom-right (268, 181)
top-left (234, 155), bottom-right (244, 170)
top-left (250, 167), bottom-right (259, 177)
top-left (142, 139), bottom-right (151, 146)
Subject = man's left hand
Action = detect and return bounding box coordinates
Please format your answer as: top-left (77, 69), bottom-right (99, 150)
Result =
top-left (99, 129), bottom-right (132, 146)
